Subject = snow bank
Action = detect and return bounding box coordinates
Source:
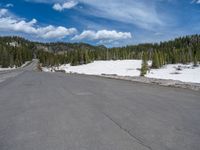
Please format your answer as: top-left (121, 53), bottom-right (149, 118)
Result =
top-left (43, 60), bottom-right (200, 83)
top-left (0, 67), bottom-right (15, 71)
top-left (0, 61), bottom-right (31, 71)
top-left (20, 61), bottom-right (31, 68)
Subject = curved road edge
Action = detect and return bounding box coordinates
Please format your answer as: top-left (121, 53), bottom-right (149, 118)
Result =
top-left (0, 59), bottom-right (39, 83)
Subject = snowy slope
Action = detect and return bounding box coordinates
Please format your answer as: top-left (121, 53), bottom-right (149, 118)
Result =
top-left (43, 60), bottom-right (200, 83)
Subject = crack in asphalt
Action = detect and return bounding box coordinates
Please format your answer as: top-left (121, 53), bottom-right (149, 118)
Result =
top-left (102, 112), bottom-right (153, 150)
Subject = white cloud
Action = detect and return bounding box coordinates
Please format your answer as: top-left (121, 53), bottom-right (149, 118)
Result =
top-left (39, 26), bottom-right (77, 38)
top-left (23, 0), bottom-right (168, 30)
top-left (78, 0), bottom-right (164, 30)
top-left (53, 4), bottom-right (63, 11)
top-left (72, 30), bottom-right (132, 41)
top-left (0, 9), bottom-right (77, 39)
top-left (53, 1), bottom-right (78, 11)
top-left (196, 0), bottom-right (200, 3)
top-left (0, 9), bottom-right (8, 17)
top-left (0, 7), bottom-right (133, 44)
top-left (191, 0), bottom-right (200, 3)
top-left (5, 3), bottom-right (14, 8)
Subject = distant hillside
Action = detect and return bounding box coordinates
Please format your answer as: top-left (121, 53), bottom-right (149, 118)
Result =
top-left (34, 42), bottom-right (106, 53)
top-left (0, 36), bottom-right (107, 67)
top-left (0, 35), bottom-right (200, 68)
top-left (0, 36), bottom-right (104, 53)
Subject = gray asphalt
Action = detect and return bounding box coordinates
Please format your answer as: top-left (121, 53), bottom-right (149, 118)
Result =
top-left (0, 59), bottom-right (38, 83)
top-left (0, 67), bottom-right (200, 150)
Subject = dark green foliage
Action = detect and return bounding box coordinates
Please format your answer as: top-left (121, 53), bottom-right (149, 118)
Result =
top-left (0, 35), bottom-right (200, 68)
top-left (0, 36), bottom-right (33, 68)
top-left (140, 51), bottom-right (148, 76)
top-left (152, 51), bottom-right (160, 68)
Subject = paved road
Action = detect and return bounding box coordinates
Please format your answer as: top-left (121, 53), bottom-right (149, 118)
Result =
top-left (0, 59), bottom-right (38, 83)
top-left (0, 70), bottom-right (200, 150)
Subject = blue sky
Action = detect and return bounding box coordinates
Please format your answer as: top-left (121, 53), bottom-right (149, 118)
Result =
top-left (0, 0), bottom-right (200, 47)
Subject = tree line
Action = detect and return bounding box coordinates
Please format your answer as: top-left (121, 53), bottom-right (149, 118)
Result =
top-left (0, 37), bottom-right (33, 68)
top-left (140, 35), bottom-right (200, 75)
top-left (0, 35), bottom-right (199, 73)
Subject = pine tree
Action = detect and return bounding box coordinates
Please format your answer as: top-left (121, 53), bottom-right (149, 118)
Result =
top-left (151, 51), bottom-right (160, 68)
top-left (193, 53), bottom-right (198, 67)
top-left (83, 51), bottom-right (90, 64)
top-left (140, 51), bottom-right (148, 76)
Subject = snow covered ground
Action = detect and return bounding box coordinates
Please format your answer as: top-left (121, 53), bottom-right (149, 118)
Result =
top-left (43, 60), bottom-right (200, 83)
top-left (59, 60), bottom-right (144, 76)
top-left (0, 61), bottom-right (30, 71)
top-left (0, 67), bottom-right (15, 71)
top-left (146, 64), bottom-right (200, 83)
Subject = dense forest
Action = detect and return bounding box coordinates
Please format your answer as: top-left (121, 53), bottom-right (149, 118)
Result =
top-left (0, 37), bottom-right (34, 68)
top-left (0, 35), bottom-right (200, 74)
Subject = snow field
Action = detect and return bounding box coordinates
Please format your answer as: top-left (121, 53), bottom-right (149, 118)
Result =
top-left (43, 60), bottom-right (200, 83)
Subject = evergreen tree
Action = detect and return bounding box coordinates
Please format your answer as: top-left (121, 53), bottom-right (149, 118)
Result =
top-left (151, 51), bottom-right (160, 68)
top-left (0, 35), bottom-right (200, 68)
top-left (140, 51), bottom-right (148, 76)
top-left (193, 55), bottom-right (198, 67)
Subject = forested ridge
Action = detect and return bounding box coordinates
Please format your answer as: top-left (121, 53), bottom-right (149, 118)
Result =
top-left (0, 37), bottom-right (34, 68)
top-left (0, 35), bottom-right (200, 71)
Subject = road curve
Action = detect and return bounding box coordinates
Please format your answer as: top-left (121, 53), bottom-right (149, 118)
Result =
top-left (0, 59), bottom-right (38, 83)
top-left (0, 71), bottom-right (200, 150)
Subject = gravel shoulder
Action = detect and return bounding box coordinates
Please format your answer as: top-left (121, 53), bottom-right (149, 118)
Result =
top-left (67, 73), bottom-right (200, 91)
top-left (100, 74), bottom-right (200, 91)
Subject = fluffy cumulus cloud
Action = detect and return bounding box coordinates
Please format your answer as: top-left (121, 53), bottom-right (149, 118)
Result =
top-left (0, 8), bottom-right (132, 44)
top-left (72, 30), bottom-right (132, 41)
top-left (53, 1), bottom-right (78, 11)
top-left (0, 9), bottom-right (77, 39)
top-left (39, 26), bottom-right (77, 38)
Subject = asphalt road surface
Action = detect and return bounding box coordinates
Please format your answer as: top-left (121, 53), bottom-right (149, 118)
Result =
top-left (0, 66), bottom-right (200, 150)
top-left (0, 59), bottom-right (38, 83)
